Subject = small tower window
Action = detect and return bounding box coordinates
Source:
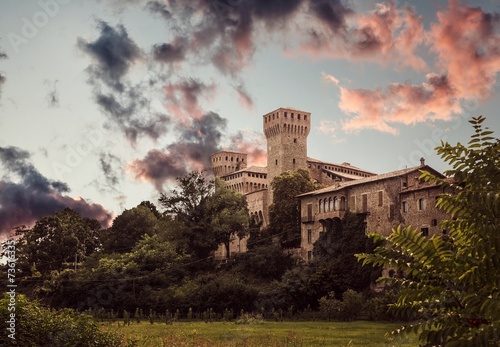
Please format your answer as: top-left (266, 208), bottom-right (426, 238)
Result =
top-left (275, 159), bottom-right (278, 165)
top-left (293, 158), bottom-right (296, 165)
top-left (293, 138), bottom-right (297, 143)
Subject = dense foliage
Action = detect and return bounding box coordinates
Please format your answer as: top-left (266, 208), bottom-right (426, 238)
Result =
top-left (268, 169), bottom-right (320, 248)
top-left (357, 116), bottom-right (500, 346)
top-left (0, 294), bottom-right (128, 347)
top-left (1, 167), bottom-right (386, 322)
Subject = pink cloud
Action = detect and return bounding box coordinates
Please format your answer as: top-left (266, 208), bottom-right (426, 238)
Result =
top-left (428, 0), bottom-right (500, 99)
top-left (338, 1), bottom-right (500, 134)
top-left (296, 0), bottom-right (426, 70)
top-left (164, 78), bottom-right (216, 124)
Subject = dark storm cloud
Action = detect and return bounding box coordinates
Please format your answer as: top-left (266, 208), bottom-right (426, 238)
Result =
top-left (129, 112), bottom-right (226, 190)
top-left (0, 146), bottom-right (112, 236)
top-left (99, 151), bottom-right (123, 187)
top-left (79, 21), bottom-right (171, 143)
top-left (78, 21), bottom-right (143, 92)
top-left (152, 39), bottom-right (187, 64)
top-left (308, 0), bottom-right (351, 32)
top-left (95, 89), bottom-right (170, 144)
top-left (164, 77), bottom-right (216, 120)
top-left (145, 0), bottom-right (172, 20)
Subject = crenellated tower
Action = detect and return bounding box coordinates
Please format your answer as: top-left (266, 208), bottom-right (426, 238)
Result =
top-left (211, 150), bottom-right (247, 177)
top-left (263, 107), bottom-right (311, 204)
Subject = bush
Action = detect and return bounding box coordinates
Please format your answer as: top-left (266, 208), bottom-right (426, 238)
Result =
top-left (0, 293), bottom-right (129, 347)
top-left (319, 290), bottom-right (364, 321)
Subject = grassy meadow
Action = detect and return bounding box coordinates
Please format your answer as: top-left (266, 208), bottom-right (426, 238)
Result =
top-left (102, 320), bottom-right (419, 347)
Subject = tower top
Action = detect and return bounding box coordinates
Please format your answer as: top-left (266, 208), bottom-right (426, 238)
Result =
top-left (263, 107), bottom-right (311, 139)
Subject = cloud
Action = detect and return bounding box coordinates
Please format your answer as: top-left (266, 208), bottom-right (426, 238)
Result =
top-left (234, 83), bottom-right (253, 110)
top-left (99, 152), bottom-right (123, 188)
top-left (428, 0), bottom-right (500, 100)
top-left (0, 73), bottom-right (5, 98)
top-left (95, 88), bottom-right (170, 144)
top-left (152, 37), bottom-right (187, 64)
top-left (79, 21), bottom-right (170, 144)
top-left (78, 21), bottom-right (143, 92)
top-left (164, 78), bottom-right (216, 122)
top-left (44, 80), bottom-right (59, 108)
top-left (145, 0), bottom-right (172, 21)
top-left (298, 0), bottom-right (426, 70)
top-left (339, 74), bottom-right (462, 135)
top-left (322, 72), bottom-right (339, 86)
top-left (128, 112), bottom-right (227, 190)
top-left (227, 130), bottom-right (266, 167)
top-left (0, 44), bottom-right (7, 99)
top-left (0, 146), bottom-right (113, 236)
top-left (338, 1), bottom-right (500, 134)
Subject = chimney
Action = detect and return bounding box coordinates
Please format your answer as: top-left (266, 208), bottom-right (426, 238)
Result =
top-left (420, 157), bottom-right (425, 167)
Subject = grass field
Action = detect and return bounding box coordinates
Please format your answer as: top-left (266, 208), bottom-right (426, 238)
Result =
top-left (102, 320), bottom-right (419, 347)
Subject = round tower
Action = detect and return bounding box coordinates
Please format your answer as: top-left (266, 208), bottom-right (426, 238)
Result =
top-left (263, 107), bottom-right (311, 203)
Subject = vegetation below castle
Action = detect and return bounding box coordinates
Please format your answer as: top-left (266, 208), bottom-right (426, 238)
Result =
top-left (1, 116), bottom-right (498, 346)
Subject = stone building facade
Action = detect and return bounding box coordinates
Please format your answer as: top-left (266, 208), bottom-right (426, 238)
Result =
top-left (212, 107), bottom-right (449, 260)
top-left (298, 163), bottom-right (450, 261)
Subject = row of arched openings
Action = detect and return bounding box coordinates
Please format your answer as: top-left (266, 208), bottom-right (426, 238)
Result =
top-left (319, 196), bottom-right (346, 213)
top-left (251, 210), bottom-right (264, 224)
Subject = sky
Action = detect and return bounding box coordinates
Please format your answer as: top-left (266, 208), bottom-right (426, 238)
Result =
top-left (0, 0), bottom-right (499, 237)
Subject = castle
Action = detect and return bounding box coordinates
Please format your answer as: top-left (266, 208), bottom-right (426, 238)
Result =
top-left (212, 107), bottom-right (449, 260)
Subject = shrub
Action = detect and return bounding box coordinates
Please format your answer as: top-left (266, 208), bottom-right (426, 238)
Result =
top-left (0, 293), bottom-right (129, 347)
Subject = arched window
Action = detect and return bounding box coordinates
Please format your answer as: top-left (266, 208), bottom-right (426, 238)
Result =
top-left (334, 197), bottom-right (339, 210)
top-left (328, 197), bottom-right (333, 212)
top-left (319, 199), bottom-right (323, 213)
top-left (323, 199), bottom-right (328, 213)
top-left (340, 196), bottom-right (346, 211)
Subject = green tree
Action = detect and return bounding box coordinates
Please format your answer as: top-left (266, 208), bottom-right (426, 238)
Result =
top-left (101, 203), bottom-right (159, 253)
top-left (7, 208), bottom-right (101, 277)
top-left (268, 169), bottom-right (320, 248)
top-left (159, 171), bottom-right (217, 259)
top-left (210, 178), bottom-right (249, 258)
top-left (357, 116), bottom-right (500, 346)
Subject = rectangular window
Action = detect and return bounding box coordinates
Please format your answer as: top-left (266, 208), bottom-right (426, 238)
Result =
top-left (378, 191), bottom-right (383, 206)
top-left (350, 196), bottom-right (356, 211)
top-left (307, 251), bottom-right (312, 261)
top-left (307, 204), bottom-right (312, 221)
top-left (402, 201), bottom-right (408, 212)
top-left (362, 194), bottom-right (368, 213)
top-left (307, 230), bottom-right (312, 244)
top-left (419, 198), bottom-right (425, 210)
top-left (421, 227), bottom-right (429, 236)
top-left (389, 204), bottom-right (395, 219)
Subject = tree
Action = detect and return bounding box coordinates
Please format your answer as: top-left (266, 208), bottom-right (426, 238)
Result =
top-left (268, 169), bottom-right (320, 248)
top-left (310, 211), bottom-right (381, 299)
top-left (357, 116), bottom-right (500, 346)
top-left (209, 178), bottom-right (249, 258)
top-left (7, 208), bottom-right (101, 276)
top-left (101, 204), bottom-right (159, 253)
top-left (159, 171), bottom-right (217, 259)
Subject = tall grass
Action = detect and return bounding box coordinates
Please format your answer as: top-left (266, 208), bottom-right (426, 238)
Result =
top-left (102, 321), bottom-right (418, 347)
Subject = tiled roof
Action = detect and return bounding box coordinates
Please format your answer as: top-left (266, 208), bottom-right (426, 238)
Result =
top-left (221, 165), bottom-right (267, 177)
top-left (298, 165), bottom-right (445, 197)
top-left (307, 157), bottom-right (376, 175)
top-left (212, 149), bottom-right (248, 155)
top-left (322, 168), bottom-right (364, 180)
